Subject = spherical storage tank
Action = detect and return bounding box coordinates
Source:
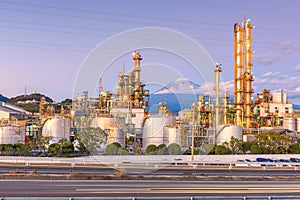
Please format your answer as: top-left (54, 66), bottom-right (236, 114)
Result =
top-left (216, 125), bottom-right (242, 145)
top-left (42, 116), bottom-right (71, 143)
top-left (142, 115), bottom-right (174, 150)
top-left (0, 125), bottom-right (25, 144)
top-left (283, 117), bottom-right (296, 132)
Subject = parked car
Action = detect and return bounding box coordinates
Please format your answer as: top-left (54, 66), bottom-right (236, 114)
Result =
top-left (290, 158), bottom-right (300, 163)
top-left (235, 159), bottom-right (249, 167)
top-left (256, 157), bottom-right (275, 166)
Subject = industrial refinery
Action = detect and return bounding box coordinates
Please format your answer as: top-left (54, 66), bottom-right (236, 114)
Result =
top-left (0, 19), bottom-right (299, 153)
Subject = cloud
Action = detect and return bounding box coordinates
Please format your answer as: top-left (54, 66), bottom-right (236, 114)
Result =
top-left (280, 41), bottom-right (300, 53)
top-left (253, 52), bottom-right (276, 65)
top-left (261, 71), bottom-right (280, 78)
top-left (254, 41), bottom-right (300, 66)
top-left (294, 64), bottom-right (300, 72)
top-left (253, 71), bottom-right (300, 103)
top-left (221, 80), bottom-right (234, 91)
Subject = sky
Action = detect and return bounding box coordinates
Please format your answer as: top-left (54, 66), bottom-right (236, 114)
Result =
top-left (0, 0), bottom-right (300, 103)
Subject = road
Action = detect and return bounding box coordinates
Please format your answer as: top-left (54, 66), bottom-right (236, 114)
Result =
top-left (1, 163), bottom-right (300, 177)
top-left (0, 179), bottom-right (300, 199)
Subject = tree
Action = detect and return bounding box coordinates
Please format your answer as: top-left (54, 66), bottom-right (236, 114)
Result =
top-left (76, 141), bottom-right (90, 156)
top-left (228, 136), bottom-right (242, 154)
top-left (14, 143), bottom-right (29, 156)
top-left (157, 146), bottom-right (169, 155)
top-left (58, 138), bottom-right (68, 145)
top-left (168, 143), bottom-right (181, 155)
top-left (215, 145), bottom-right (230, 155)
top-left (61, 142), bottom-right (74, 154)
top-left (134, 143), bottom-right (142, 155)
top-left (204, 144), bottom-right (216, 155)
top-left (250, 143), bottom-right (263, 154)
top-left (157, 144), bottom-right (168, 155)
top-left (112, 142), bottom-right (121, 148)
top-left (105, 143), bottom-right (120, 155)
top-left (118, 147), bottom-right (129, 155)
top-left (255, 131), bottom-right (292, 154)
top-left (48, 143), bottom-right (62, 156)
top-left (157, 144), bottom-right (166, 150)
top-left (37, 135), bottom-right (52, 152)
top-left (2, 144), bottom-right (14, 156)
top-left (241, 142), bottom-right (252, 153)
top-left (77, 127), bottom-right (108, 154)
top-left (288, 144), bottom-right (300, 154)
top-left (146, 144), bottom-right (157, 155)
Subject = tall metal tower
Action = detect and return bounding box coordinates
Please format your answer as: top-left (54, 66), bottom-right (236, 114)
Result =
top-left (234, 19), bottom-right (254, 128)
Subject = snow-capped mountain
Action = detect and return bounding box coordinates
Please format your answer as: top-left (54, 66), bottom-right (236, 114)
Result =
top-left (153, 77), bottom-right (201, 94)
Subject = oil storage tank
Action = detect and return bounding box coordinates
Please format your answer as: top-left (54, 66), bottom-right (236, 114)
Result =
top-left (42, 116), bottom-right (71, 143)
top-left (283, 117), bottom-right (296, 132)
top-left (142, 115), bottom-right (175, 150)
top-left (90, 116), bottom-right (125, 147)
top-left (0, 125), bottom-right (25, 144)
top-left (216, 125), bottom-right (242, 145)
top-left (297, 118), bottom-right (300, 132)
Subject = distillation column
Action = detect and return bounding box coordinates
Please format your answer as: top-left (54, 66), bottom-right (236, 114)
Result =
top-left (234, 19), bottom-right (254, 128)
top-left (234, 23), bottom-right (244, 126)
top-left (243, 20), bottom-right (254, 129)
top-left (132, 51), bottom-right (142, 107)
top-left (132, 51), bottom-right (142, 90)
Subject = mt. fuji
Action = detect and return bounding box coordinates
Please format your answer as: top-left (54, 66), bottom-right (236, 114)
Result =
top-left (153, 77), bottom-right (202, 94)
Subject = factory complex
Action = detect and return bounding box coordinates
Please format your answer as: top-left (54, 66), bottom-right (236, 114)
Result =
top-left (1, 19), bottom-right (299, 154)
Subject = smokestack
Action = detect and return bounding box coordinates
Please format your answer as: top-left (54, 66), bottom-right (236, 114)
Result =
top-left (214, 64), bottom-right (222, 128)
top-left (99, 78), bottom-right (103, 108)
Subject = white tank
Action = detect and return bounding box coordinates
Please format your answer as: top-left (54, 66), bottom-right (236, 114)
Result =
top-left (0, 125), bottom-right (25, 144)
top-left (296, 118), bottom-right (300, 132)
top-left (283, 117), bottom-right (296, 131)
top-left (91, 116), bottom-right (125, 147)
top-left (106, 126), bottom-right (125, 147)
top-left (42, 116), bottom-right (71, 143)
top-left (142, 115), bottom-right (174, 150)
top-left (216, 125), bottom-right (242, 145)
top-left (91, 117), bottom-right (114, 129)
top-left (164, 126), bottom-right (179, 145)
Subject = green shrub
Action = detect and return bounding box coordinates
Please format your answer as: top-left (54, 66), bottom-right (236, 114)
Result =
top-left (105, 143), bottom-right (120, 155)
top-left (168, 143), bottom-right (181, 155)
top-left (61, 142), bottom-right (74, 154)
top-left (48, 143), bottom-right (62, 156)
top-left (145, 144), bottom-right (157, 155)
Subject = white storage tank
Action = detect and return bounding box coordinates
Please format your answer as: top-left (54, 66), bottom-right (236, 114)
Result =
top-left (283, 117), bottom-right (296, 132)
top-left (142, 115), bottom-right (174, 150)
top-left (296, 118), bottom-right (300, 132)
top-left (91, 116), bottom-right (125, 147)
top-left (164, 126), bottom-right (179, 145)
top-left (216, 125), bottom-right (242, 145)
top-left (42, 116), bottom-right (71, 143)
top-left (0, 125), bottom-right (25, 144)
top-left (91, 116), bottom-right (114, 128)
top-left (106, 126), bottom-right (125, 147)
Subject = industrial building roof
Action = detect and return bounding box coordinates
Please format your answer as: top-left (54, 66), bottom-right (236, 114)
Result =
top-left (0, 102), bottom-right (27, 115)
